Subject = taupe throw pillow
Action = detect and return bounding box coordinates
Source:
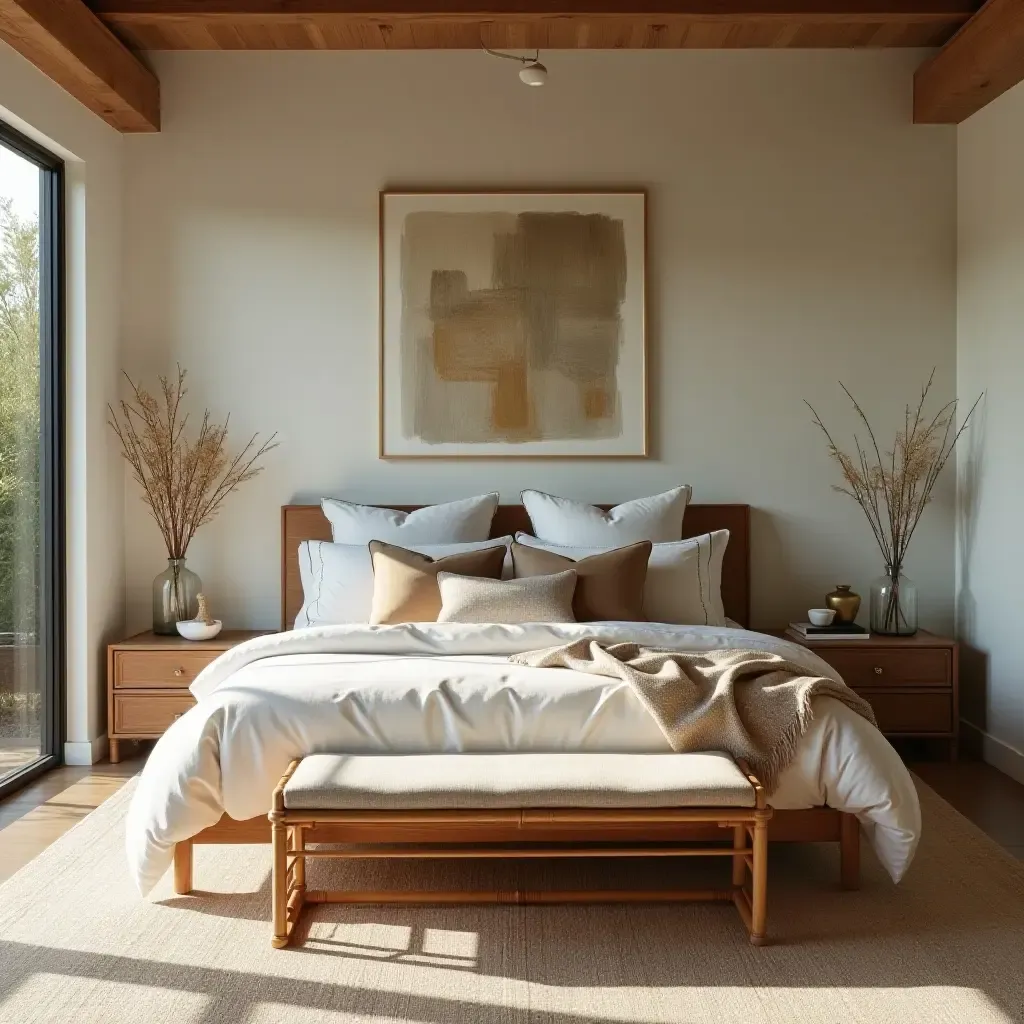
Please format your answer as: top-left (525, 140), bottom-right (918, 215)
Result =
top-left (368, 541), bottom-right (507, 625)
top-left (511, 540), bottom-right (651, 622)
top-left (436, 569), bottom-right (578, 624)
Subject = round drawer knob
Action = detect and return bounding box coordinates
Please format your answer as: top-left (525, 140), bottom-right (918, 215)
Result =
top-left (873, 666), bottom-right (884, 675)
top-left (173, 668), bottom-right (184, 678)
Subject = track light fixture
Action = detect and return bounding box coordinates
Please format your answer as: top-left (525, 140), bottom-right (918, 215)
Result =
top-left (483, 46), bottom-right (548, 87)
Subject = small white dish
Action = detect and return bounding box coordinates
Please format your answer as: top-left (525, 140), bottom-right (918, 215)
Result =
top-left (808, 608), bottom-right (836, 627)
top-left (176, 619), bottom-right (223, 641)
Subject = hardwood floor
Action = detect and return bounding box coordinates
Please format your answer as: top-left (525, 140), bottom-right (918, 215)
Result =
top-left (912, 759), bottom-right (1024, 859)
top-left (0, 750), bottom-right (1022, 884)
top-left (0, 755), bottom-right (143, 883)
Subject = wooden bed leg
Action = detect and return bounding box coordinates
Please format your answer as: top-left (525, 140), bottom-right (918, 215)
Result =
top-left (173, 840), bottom-right (193, 895)
top-left (840, 813), bottom-right (861, 891)
top-left (731, 824), bottom-right (745, 887)
top-left (749, 811), bottom-right (769, 945)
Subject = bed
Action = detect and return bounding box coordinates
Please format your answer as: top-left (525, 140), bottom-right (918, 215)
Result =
top-left (126, 502), bottom-right (920, 898)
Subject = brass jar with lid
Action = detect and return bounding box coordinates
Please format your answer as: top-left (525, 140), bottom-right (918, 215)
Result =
top-left (825, 584), bottom-right (861, 623)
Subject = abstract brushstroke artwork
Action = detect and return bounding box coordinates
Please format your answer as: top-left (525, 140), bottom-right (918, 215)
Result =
top-left (380, 191), bottom-right (647, 458)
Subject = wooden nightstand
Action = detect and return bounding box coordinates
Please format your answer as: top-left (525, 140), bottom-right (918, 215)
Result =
top-left (771, 630), bottom-right (959, 759)
top-left (106, 630), bottom-right (272, 763)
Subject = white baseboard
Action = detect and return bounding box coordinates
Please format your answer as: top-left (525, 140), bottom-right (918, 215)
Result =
top-left (961, 720), bottom-right (1024, 786)
top-left (64, 735), bottom-right (109, 766)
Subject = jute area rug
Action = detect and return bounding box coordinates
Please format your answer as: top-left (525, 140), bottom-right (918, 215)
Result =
top-left (1, 779), bottom-right (1023, 1024)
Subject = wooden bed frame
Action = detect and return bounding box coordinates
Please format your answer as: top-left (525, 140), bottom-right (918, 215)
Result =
top-left (172, 501), bottom-right (861, 896)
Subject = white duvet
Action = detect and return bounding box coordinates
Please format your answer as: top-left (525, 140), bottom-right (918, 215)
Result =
top-left (127, 622), bottom-right (921, 895)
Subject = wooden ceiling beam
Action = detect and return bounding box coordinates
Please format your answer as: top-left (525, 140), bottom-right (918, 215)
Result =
top-left (76, 1), bottom-right (977, 54)
top-left (87, 0), bottom-right (978, 18)
top-left (914, 0), bottom-right (1024, 123)
top-left (0, 0), bottom-right (159, 131)
top-left (87, 0), bottom-right (978, 52)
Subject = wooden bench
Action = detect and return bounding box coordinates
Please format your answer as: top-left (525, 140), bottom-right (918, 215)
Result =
top-left (268, 752), bottom-right (772, 949)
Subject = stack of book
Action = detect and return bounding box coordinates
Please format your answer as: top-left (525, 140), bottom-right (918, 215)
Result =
top-left (786, 621), bottom-right (870, 642)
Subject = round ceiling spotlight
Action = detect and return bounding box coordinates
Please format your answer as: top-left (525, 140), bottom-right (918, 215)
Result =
top-left (484, 46), bottom-right (548, 87)
top-left (519, 60), bottom-right (547, 87)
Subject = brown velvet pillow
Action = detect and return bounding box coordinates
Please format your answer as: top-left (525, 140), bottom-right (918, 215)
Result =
top-left (368, 541), bottom-right (507, 625)
top-left (510, 540), bottom-right (652, 622)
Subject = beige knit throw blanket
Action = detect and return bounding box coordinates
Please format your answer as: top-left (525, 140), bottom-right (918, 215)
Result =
top-left (510, 640), bottom-right (877, 794)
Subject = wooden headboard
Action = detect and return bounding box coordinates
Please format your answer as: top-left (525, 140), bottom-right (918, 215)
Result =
top-left (281, 503), bottom-right (751, 631)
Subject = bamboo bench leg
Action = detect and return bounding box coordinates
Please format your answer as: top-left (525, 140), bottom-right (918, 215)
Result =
top-left (731, 824), bottom-right (746, 887)
top-left (840, 813), bottom-right (861, 891)
top-left (749, 812), bottom-right (769, 946)
top-left (271, 816), bottom-right (290, 948)
top-left (173, 840), bottom-right (193, 895)
top-left (292, 825), bottom-right (306, 893)
top-left (270, 759), bottom-right (303, 949)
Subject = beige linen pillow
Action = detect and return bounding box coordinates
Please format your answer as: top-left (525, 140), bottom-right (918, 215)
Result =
top-left (511, 540), bottom-right (651, 622)
top-left (368, 541), bottom-right (507, 625)
top-left (436, 570), bottom-right (578, 624)
top-left (514, 530), bottom-right (730, 627)
top-left (296, 537), bottom-right (513, 628)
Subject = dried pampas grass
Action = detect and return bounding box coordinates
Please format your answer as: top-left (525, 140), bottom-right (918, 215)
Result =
top-left (109, 367), bottom-right (277, 559)
top-left (806, 369), bottom-right (981, 575)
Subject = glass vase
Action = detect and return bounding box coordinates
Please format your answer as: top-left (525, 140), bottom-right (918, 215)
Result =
top-left (869, 565), bottom-right (918, 636)
top-left (153, 558), bottom-right (202, 635)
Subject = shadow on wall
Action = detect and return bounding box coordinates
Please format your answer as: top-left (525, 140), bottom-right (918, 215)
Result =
top-left (749, 507), bottom-right (783, 630)
top-left (956, 399), bottom-right (988, 733)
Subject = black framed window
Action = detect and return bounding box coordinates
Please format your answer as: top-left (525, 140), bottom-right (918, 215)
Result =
top-left (0, 119), bottom-right (65, 797)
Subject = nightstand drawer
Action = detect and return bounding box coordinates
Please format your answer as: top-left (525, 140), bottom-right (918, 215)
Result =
top-left (819, 648), bottom-right (950, 689)
top-left (860, 691), bottom-right (951, 734)
top-left (107, 631), bottom-right (271, 763)
top-left (113, 693), bottom-right (197, 735)
top-left (114, 650), bottom-right (218, 688)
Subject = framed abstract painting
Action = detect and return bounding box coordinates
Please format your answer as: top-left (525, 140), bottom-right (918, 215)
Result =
top-left (379, 190), bottom-right (648, 459)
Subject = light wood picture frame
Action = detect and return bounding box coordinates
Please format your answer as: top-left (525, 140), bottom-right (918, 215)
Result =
top-left (379, 189), bottom-right (648, 460)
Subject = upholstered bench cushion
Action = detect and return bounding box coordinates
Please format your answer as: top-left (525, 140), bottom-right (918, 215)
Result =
top-left (282, 752), bottom-right (755, 810)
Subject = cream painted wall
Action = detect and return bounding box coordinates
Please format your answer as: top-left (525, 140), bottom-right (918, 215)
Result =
top-left (121, 49), bottom-right (957, 635)
top-left (957, 80), bottom-right (1024, 783)
top-left (0, 41), bottom-right (124, 762)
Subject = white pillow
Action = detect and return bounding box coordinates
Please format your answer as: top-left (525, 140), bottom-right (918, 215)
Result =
top-left (514, 530), bottom-right (729, 627)
top-left (295, 537), bottom-right (512, 628)
top-left (437, 570), bottom-right (578, 624)
top-left (521, 487), bottom-right (690, 545)
top-left (322, 494), bottom-right (498, 545)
